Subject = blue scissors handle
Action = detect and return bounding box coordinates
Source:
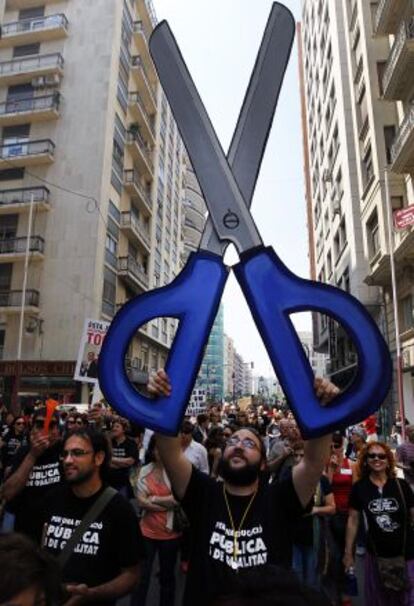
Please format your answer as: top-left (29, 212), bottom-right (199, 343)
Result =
top-left (234, 246), bottom-right (392, 438)
top-left (98, 251), bottom-right (228, 434)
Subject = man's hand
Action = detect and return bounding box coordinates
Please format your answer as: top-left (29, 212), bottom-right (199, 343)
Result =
top-left (64, 584), bottom-right (90, 605)
top-left (148, 369), bottom-right (171, 397)
top-left (29, 433), bottom-right (50, 458)
top-left (314, 377), bottom-right (340, 405)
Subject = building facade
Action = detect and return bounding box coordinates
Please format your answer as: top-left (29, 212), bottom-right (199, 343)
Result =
top-left (196, 304), bottom-right (225, 403)
top-left (0, 0), bottom-right (187, 407)
top-left (299, 0), bottom-right (414, 425)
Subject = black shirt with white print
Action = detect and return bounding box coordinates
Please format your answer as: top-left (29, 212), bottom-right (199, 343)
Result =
top-left (180, 467), bottom-right (309, 606)
top-left (349, 476), bottom-right (414, 559)
top-left (41, 484), bottom-right (144, 606)
top-left (108, 437), bottom-right (138, 491)
top-left (7, 441), bottom-right (63, 542)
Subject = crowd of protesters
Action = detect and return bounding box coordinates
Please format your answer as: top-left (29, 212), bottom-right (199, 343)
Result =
top-left (0, 382), bottom-right (413, 606)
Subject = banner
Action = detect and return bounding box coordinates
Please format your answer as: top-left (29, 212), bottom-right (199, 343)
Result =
top-left (74, 319), bottom-right (110, 384)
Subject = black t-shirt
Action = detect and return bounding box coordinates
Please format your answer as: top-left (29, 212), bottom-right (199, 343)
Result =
top-left (293, 475), bottom-right (332, 547)
top-left (349, 476), bottom-right (414, 558)
top-left (108, 437), bottom-right (138, 490)
top-left (1, 432), bottom-right (27, 469)
top-left (180, 468), bottom-right (308, 606)
top-left (41, 484), bottom-right (143, 606)
top-left (7, 441), bottom-right (63, 542)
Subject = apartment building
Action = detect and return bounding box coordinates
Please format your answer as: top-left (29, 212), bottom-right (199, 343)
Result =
top-left (182, 155), bottom-right (206, 263)
top-left (299, 0), bottom-right (385, 392)
top-left (196, 304), bottom-right (225, 403)
top-left (299, 0), bottom-right (414, 422)
top-left (0, 0), bottom-right (186, 407)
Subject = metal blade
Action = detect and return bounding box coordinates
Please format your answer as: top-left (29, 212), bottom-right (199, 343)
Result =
top-left (150, 22), bottom-right (263, 254)
top-left (201, 3), bottom-right (295, 254)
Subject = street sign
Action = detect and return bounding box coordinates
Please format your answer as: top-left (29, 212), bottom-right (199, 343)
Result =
top-left (393, 205), bottom-right (414, 230)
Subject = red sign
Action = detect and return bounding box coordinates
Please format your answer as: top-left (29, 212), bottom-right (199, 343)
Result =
top-left (394, 205), bottom-right (414, 230)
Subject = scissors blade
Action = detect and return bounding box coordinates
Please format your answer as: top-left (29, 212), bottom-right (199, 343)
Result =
top-left (200, 3), bottom-right (295, 255)
top-left (150, 22), bottom-right (262, 253)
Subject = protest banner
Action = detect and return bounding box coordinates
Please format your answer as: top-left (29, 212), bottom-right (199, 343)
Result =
top-left (74, 319), bottom-right (110, 384)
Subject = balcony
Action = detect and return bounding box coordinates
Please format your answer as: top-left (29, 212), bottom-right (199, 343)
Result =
top-left (132, 21), bottom-right (156, 79)
top-left (0, 139), bottom-right (55, 167)
top-left (0, 93), bottom-right (60, 126)
top-left (391, 104), bottom-right (414, 173)
top-left (128, 92), bottom-right (155, 143)
top-left (120, 211), bottom-right (151, 253)
top-left (118, 255), bottom-right (149, 293)
top-left (125, 130), bottom-right (154, 178)
top-left (130, 55), bottom-right (157, 112)
top-left (0, 14), bottom-right (69, 48)
top-left (0, 236), bottom-right (45, 262)
top-left (0, 53), bottom-right (64, 86)
top-left (0, 289), bottom-right (40, 313)
top-left (6, 0), bottom-right (59, 7)
top-left (374, 0), bottom-right (410, 36)
top-left (0, 186), bottom-right (50, 214)
top-left (123, 169), bottom-right (152, 214)
top-left (382, 17), bottom-right (414, 101)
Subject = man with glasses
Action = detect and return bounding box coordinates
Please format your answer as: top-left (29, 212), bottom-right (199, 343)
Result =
top-left (147, 370), bottom-right (339, 606)
top-left (40, 427), bottom-right (142, 606)
top-left (1, 408), bottom-right (63, 541)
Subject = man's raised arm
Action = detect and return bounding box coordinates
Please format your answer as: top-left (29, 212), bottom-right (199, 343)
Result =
top-left (292, 377), bottom-right (339, 507)
top-left (148, 369), bottom-right (192, 500)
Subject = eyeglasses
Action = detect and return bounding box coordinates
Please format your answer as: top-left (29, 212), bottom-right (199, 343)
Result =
top-left (367, 453), bottom-right (387, 460)
top-left (61, 448), bottom-right (93, 459)
top-left (226, 435), bottom-right (260, 451)
top-left (33, 419), bottom-right (58, 430)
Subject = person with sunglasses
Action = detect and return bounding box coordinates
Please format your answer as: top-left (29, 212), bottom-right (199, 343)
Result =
top-left (0, 416), bottom-right (28, 478)
top-left (344, 442), bottom-right (414, 605)
top-left (1, 408), bottom-right (63, 542)
top-left (146, 370), bottom-right (339, 606)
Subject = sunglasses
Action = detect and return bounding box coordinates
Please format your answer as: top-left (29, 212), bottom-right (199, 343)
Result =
top-left (34, 419), bottom-right (58, 430)
top-left (331, 443), bottom-right (342, 449)
top-left (367, 453), bottom-right (387, 460)
top-left (61, 448), bottom-right (92, 460)
top-left (15, 421), bottom-right (25, 426)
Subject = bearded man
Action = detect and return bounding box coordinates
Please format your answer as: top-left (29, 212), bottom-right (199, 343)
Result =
top-left (148, 370), bottom-right (339, 606)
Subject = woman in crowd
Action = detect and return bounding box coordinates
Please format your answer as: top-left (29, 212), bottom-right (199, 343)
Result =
top-left (344, 441), bottom-right (414, 605)
top-left (325, 432), bottom-right (355, 606)
top-left (131, 434), bottom-right (181, 606)
top-left (0, 415), bottom-right (27, 477)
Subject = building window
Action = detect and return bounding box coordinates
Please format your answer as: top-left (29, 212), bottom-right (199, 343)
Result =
top-left (367, 209), bottom-right (380, 260)
top-left (13, 43), bottom-right (40, 58)
top-left (401, 295), bottom-right (414, 332)
top-left (102, 267), bottom-right (116, 317)
top-left (362, 145), bottom-right (374, 188)
top-left (384, 125), bottom-right (396, 165)
top-left (376, 61), bottom-right (386, 96)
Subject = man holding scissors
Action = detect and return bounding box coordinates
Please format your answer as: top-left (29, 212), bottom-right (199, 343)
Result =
top-left (147, 370), bottom-right (338, 606)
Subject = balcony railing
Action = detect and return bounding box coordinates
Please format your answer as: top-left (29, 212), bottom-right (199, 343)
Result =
top-left (118, 255), bottom-right (149, 288)
top-left (126, 130), bottom-right (153, 171)
top-left (0, 289), bottom-right (40, 307)
top-left (0, 53), bottom-right (64, 78)
top-left (0, 139), bottom-right (55, 160)
top-left (374, 0), bottom-right (409, 35)
top-left (382, 17), bottom-right (414, 97)
top-left (391, 103), bottom-right (414, 166)
top-left (0, 93), bottom-right (60, 117)
top-left (133, 20), bottom-right (149, 44)
top-left (131, 55), bottom-right (156, 102)
top-left (0, 186), bottom-right (50, 207)
top-left (128, 92), bottom-right (154, 134)
top-left (1, 14), bottom-right (68, 37)
top-left (0, 236), bottom-right (45, 255)
top-left (121, 211), bottom-right (151, 247)
top-left (123, 169), bottom-right (152, 210)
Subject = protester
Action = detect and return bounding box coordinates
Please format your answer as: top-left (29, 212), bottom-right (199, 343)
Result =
top-left (131, 434), bottom-right (181, 606)
top-left (0, 532), bottom-right (62, 606)
top-left (108, 417), bottom-right (139, 497)
top-left (205, 426), bottom-right (227, 478)
top-left (180, 419), bottom-right (209, 474)
top-left (147, 369), bottom-right (339, 606)
top-left (363, 414), bottom-right (378, 443)
top-left (344, 427), bottom-right (366, 463)
top-left (41, 426), bottom-right (142, 605)
top-left (344, 441), bottom-right (414, 605)
top-left (1, 408), bottom-right (63, 541)
top-left (396, 424), bottom-right (414, 492)
top-left (324, 432), bottom-right (354, 606)
top-left (1, 415), bottom-right (28, 475)
top-left (193, 413), bottom-right (210, 445)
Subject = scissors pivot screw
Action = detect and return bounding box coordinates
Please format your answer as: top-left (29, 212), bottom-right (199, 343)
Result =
top-left (223, 210), bottom-right (240, 230)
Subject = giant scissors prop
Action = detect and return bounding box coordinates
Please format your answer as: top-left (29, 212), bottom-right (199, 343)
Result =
top-left (99, 3), bottom-right (392, 439)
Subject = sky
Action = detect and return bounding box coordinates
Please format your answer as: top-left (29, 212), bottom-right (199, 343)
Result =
top-left (152, 0), bottom-right (311, 376)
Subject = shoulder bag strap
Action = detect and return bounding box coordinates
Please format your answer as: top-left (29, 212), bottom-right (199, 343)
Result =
top-left (396, 478), bottom-right (407, 556)
top-left (57, 486), bottom-right (117, 569)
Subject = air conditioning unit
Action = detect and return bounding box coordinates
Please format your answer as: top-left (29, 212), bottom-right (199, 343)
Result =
top-left (322, 169), bottom-right (332, 183)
